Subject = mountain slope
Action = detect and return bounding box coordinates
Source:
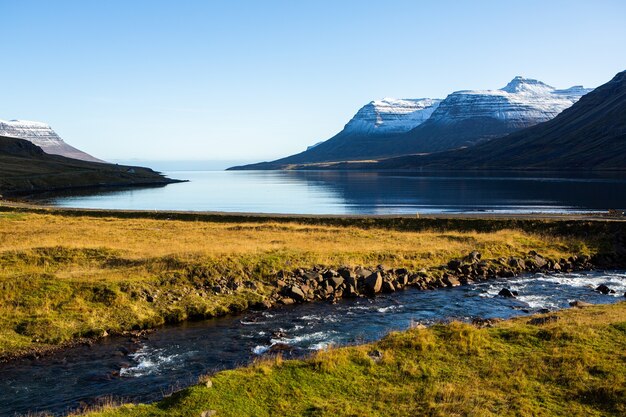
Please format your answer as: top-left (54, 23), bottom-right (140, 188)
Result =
top-left (231, 98), bottom-right (442, 169)
top-left (372, 70), bottom-right (626, 170)
top-left (397, 78), bottom-right (592, 153)
top-left (232, 77), bottom-right (590, 170)
top-left (0, 135), bottom-right (178, 196)
top-left (0, 119), bottom-right (103, 162)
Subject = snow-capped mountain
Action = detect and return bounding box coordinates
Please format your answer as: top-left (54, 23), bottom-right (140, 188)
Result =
top-left (373, 70), bottom-right (626, 171)
top-left (230, 76), bottom-right (594, 170)
top-left (343, 98), bottom-right (441, 135)
top-left (231, 97), bottom-right (443, 166)
top-left (428, 76), bottom-right (593, 128)
top-left (0, 119), bottom-right (103, 162)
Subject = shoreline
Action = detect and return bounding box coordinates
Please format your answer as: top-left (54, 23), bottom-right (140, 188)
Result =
top-left (0, 178), bottom-right (186, 199)
top-left (2, 200), bottom-right (625, 222)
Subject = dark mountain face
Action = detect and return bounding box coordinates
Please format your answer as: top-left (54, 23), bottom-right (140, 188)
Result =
top-left (377, 70), bottom-right (626, 171)
top-left (0, 135), bottom-right (45, 157)
top-left (0, 136), bottom-right (178, 196)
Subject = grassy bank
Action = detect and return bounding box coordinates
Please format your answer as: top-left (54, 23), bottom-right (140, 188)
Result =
top-left (83, 301), bottom-right (626, 417)
top-left (0, 206), bottom-right (624, 359)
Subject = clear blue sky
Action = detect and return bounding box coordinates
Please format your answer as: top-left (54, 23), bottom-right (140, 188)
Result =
top-left (1, 0), bottom-right (625, 162)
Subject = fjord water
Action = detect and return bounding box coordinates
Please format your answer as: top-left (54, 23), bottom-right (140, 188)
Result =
top-left (2, 271), bottom-right (625, 417)
top-left (36, 170), bottom-right (626, 214)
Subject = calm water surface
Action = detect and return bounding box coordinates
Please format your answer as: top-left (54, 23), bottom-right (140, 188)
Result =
top-left (33, 170), bottom-right (626, 214)
top-left (2, 271), bottom-right (625, 416)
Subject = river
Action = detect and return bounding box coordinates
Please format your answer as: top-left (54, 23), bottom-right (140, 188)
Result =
top-left (1, 271), bottom-right (625, 416)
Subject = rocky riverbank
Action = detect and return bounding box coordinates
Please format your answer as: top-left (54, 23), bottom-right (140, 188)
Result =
top-left (266, 250), bottom-right (621, 307)
top-left (5, 249), bottom-right (624, 365)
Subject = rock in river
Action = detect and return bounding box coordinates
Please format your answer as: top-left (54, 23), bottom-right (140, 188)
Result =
top-left (365, 272), bottom-right (383, 295)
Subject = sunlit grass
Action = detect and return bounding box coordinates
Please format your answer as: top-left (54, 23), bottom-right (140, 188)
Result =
top-left (0, 211), bottom-right (602, 357)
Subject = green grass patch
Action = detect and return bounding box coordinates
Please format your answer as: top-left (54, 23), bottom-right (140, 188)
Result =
top-left (81, 302), bottom-right (626, 417)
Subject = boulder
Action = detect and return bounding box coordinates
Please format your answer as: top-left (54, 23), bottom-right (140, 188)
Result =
top-left (365, 272), bottom-right (383, 295)
top-left (499, 269), bottom-right (515, 278)
top-left (442, 275), bottom-right (461, 287)
top-left (569, 300), bottom-right (593, 308)
top-left (322, 269), bottom-right (337, 279)
top-left (338, 268), bottom-right (355, 279)
top-left (447, 259), bottom-right (462, 270)
top-left (355, 267), bottom-right (373, 278)
top-left (471, 317), bottom-right (502, 328)
top-left (269, 343), bottom-right (294, 353)
top-left (382, 281), bottom-right (396, 293)
top-left (498, 288), bottom-right (517, 298)
top-left (347, 276), bottom-right (359, 289)
top-left (396, 274), bottom-right (409, 286)
top-left (533, 255), bottom-right (548, 268)
top-left (466, 251), bottom-right (481, 263)
top-left (344, 284), bottom-right (359, 298)
top-left (508, 257), bottom-right (526, 269)
top-left (329, 276), bottom-right (345, 288)
top-left (201, 411), bottom-right (217, 417)
top-left (303, 271), bottom-right (321, 281)
top-left (289, 285), bottom-right (306, 302)
top-left (595, 284), bottom-right (613, 295)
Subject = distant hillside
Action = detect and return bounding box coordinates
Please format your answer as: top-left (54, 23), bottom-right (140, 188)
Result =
top-left (0, 136), bottom-right (178, 196)
top-left (231, 77), bottom-right (590, 170)
top-left (234, 98), bottom-right (442, 169)
top-left (0, 119), bottom-right (103, 162)
top-left (372, 70), bottom-right (626, 171)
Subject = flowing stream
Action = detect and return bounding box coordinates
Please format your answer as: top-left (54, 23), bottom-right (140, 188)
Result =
top-left (1, 271), bottom-right (625, 416)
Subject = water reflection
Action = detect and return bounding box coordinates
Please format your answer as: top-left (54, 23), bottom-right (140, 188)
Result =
top-left (32, 170), bottom-right (626, 214)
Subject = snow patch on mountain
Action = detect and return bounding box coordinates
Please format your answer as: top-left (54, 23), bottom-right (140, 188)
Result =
top-left (342, 98), bottom-right (442, 135)
top-left (0, 119), bottom-right (103, 162)
top-left (428, 77), bottom-right (593, 128)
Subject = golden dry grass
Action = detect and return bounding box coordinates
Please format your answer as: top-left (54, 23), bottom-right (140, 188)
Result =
top-left (0, 211), bottom-right (597, 357)
top-left (0, 212), bottom-right (580, 264)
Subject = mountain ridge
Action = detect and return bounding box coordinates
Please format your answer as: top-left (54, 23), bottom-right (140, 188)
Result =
top-left (302, 70), bottom-right (626, 171)
top-left (231, 76), bottom-right (591, 170)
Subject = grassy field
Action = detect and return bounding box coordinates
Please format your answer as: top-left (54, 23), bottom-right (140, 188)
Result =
top-left (0, 206), bottom-right (621, 359)
top-left (82, 301), bottom-right (626, 417)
